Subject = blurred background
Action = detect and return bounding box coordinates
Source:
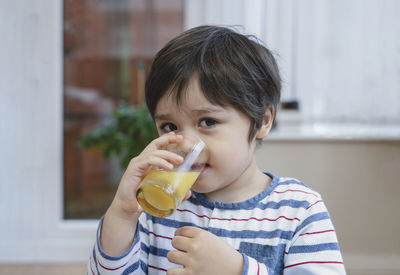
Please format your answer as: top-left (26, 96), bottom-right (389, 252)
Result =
top-left (0, 0), bottom-right (399, 274)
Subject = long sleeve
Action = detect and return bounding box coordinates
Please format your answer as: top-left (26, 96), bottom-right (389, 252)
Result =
top-left (282, 197), bottom-right (346, 274)
top-left (87, 215), bottom-right (149, 275)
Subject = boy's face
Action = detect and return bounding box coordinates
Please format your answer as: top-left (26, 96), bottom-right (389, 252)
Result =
top-left (154, 78), bottom-right (266, 203)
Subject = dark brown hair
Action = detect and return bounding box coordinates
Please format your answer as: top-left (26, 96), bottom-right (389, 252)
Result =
top-left (145, 25), bottom-right (281, 140)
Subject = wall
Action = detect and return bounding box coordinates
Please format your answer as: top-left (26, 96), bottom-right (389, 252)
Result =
top-left (0, 0), bottom-right (98, 263)
top-left (256, 138), bottom-right (400, 273)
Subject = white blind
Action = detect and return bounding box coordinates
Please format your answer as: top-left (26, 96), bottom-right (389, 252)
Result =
top-left (184, 0), bottom-right (400, 124)
top-left (295, 0), bottom-right (400, 123)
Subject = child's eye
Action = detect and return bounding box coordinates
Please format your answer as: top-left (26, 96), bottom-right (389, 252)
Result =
top-left (160, 123), bottom-right (178, 132)
top-left (199, 118), bottom-right (217, 127)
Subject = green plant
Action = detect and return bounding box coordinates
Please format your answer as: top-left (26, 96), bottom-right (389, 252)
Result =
top-left (79, 104), bottom-right (158, 168)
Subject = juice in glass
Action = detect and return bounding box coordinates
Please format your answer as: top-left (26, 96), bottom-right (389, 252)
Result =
top-left (136, 134), bottom-right (205, 217)
top-left (136, 170), bottom-right (200, 217)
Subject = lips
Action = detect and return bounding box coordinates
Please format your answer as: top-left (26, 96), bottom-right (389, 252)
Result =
top-left (190, 163), bottom-right (210, 173)
top-left (200, 163), bottom-right (210, 173)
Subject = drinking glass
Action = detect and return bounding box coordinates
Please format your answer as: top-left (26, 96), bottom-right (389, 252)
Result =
top-left (136, 134), bottom-right (205, 217)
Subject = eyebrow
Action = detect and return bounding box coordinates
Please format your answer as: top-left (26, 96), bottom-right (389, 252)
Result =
top-left (154, 107), bottom-right (225, 120)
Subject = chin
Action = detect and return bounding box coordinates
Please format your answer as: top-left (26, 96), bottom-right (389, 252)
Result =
top-left (191, 183), bottom-right (211, 194)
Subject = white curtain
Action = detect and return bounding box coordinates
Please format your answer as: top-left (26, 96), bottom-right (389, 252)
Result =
top-left (184, 0), bottom-right (400, 124)
top-left (295, 0), bottom-right (400, 123)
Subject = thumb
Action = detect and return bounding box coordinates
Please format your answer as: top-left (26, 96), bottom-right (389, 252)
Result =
top-left (183, 190), bottom-right (192, 201)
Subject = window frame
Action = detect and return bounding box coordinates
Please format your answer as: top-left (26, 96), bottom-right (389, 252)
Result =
top-left (0, 0), bottom-right (97, 263)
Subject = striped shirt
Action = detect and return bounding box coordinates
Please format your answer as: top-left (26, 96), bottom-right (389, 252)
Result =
top-left (88, 173), bottom-right (346, 274)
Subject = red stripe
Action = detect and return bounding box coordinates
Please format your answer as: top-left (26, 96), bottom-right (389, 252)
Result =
top-left (149, 231), bottom-right (173, 240)
top-left (272, 189), bottom-right (319, 198)
top-left (306, 200), bottom-right (323, 209)
top-left (284, 261), bottom-right (344, 269)
top-left (98, 247), bottom-right (140, 271)
top-left (177, 208), bottom-right (300, 222)
top-left (98, 260), bottom-right (128, 271)
top-left (90, 263), bottom-right (95, 275)
top-left (299, 229), bottom-right (335, 236)
top-left (149, 264), bottom-right (168, 272)
top-left (257, 262), bottom-right (260, 275)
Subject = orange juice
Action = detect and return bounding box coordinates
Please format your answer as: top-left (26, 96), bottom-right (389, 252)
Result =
top-left (136, 170), bottom-right (200, 217)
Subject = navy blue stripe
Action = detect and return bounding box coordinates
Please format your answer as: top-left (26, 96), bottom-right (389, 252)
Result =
top-left (208, 227), bottom-right (294, 240)
top-left (241, 254), bottom-right (249, 274)
top-left (188, 195), bottom-right (215, 209)
top-left (190, 198), bottom-right (311, 211)
top-left (138, 223), bottom-right (149, 235)
top-left (277, 179), bottom-right (309, 188)
top-left (122, 261), bottom-right (139, 275)
top-left (92, 247), bottom-right (100, 275)
top-left (141, 243), bottom-right (149, 254)
top-left (148, 214), bottom-right (205, 229)
top-left (295, 211), bottom-right (330, 233)
top-left (255, 199), bottom-right (311, 210)
top-left (141, 243), bottom-right (170, 258)
top-left (139, 224), bottom-right (148, 235)
top-left (289, 242), bottom-right (340, 254)
top-left (149, 245), bottom-right (170, 257)
top-left (140, 260), bottom-right (148, 273)
top-left (124, 260), bottom-right (146, 274)
top-left (194, 197), bottom-right (312, 210)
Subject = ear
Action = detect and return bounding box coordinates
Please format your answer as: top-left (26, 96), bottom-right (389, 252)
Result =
top-left (255, 106), bottom-right (275, 139)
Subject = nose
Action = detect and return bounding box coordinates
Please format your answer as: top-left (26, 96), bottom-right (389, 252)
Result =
top-left (181, 135), bottom-right (203, 154)
top-left (178, 138), bottom-right (192, 155)
top-left (176, 135), bottom-right (206, 171)
top-left (165, 133), bottom-right (193, 155)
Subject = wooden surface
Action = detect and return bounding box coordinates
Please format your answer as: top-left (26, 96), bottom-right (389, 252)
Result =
top-left (1, 264), bottom-right (400, 275)
top-left (0, 264), bottom-right (86, 275)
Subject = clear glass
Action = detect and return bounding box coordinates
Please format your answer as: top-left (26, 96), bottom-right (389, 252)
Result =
top-left (136, 135), bottom-right (206, 217)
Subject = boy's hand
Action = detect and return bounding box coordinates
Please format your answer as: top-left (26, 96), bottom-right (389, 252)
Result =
top-left (101, 132), bottom-right (185, 256)
top-left (167, 226), bottom-right (243, 275)
top-left (113, 132), bottom-right (184, 214)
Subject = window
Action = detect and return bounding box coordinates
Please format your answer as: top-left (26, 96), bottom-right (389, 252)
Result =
top-left (63, 0), bottom-right (184, 219)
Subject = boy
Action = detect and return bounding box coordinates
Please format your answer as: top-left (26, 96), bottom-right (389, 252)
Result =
top-left (88, 25), bottom-right (345, 274)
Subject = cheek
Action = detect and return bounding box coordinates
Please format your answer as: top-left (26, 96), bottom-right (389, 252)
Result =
top-left (209, 138), bottom-right (252, 168)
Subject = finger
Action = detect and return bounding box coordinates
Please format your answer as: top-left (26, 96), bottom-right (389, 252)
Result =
top-left (146, 155), bottom-right (175, 170)
top-left (130, 154), bottom-right (172, 172)
top-left (132, 150), bottom-right (183, 173)
top-left (167, 249), bottom-right (188, 266)
top-left (170, 235), bottom-right (190, 252)
top-left (174, 226), bottom-right (202, 238)
top-left (150, 150), bottom-right (184, 166)
top-left (145, 132), bottom-right (183, 152)
top-left (166, 267), bottom-right (186, 275)
top-left (183, 190), bottom-right (192, 201)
